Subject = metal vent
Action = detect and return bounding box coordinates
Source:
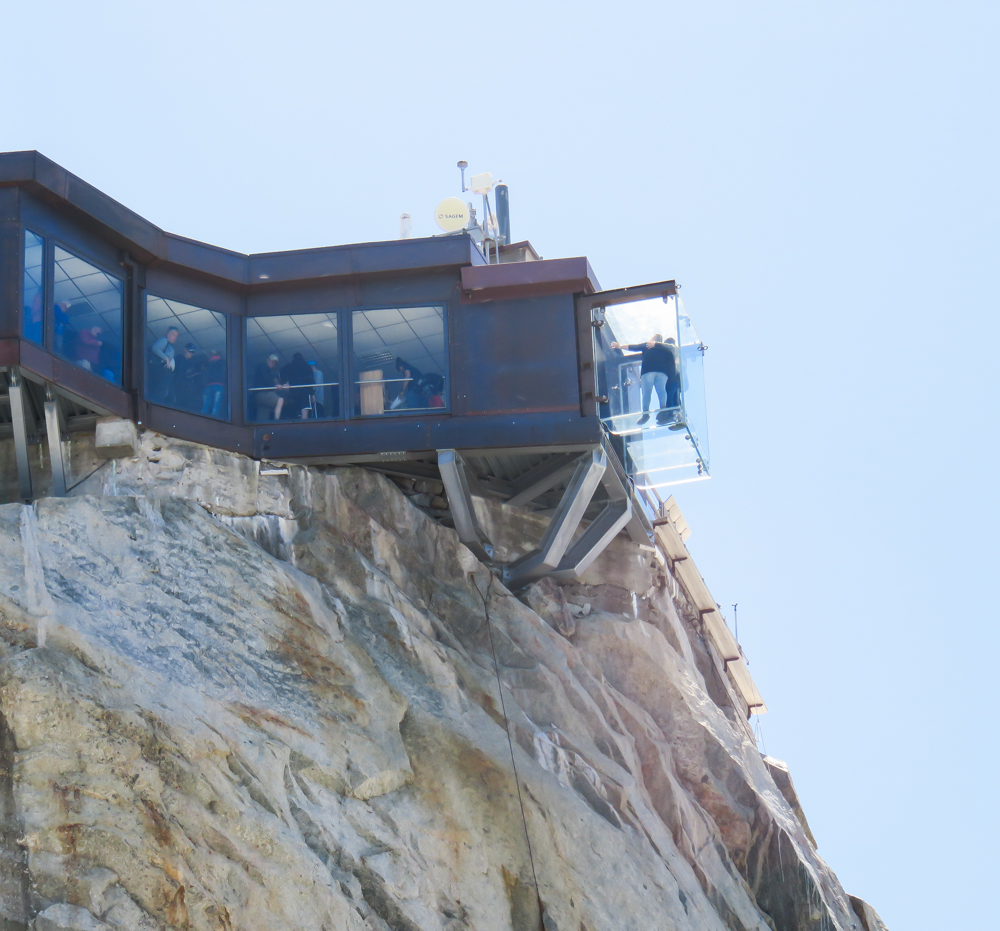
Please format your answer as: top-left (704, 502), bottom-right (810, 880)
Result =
top-left (359, 350), bottom-right (395, 367)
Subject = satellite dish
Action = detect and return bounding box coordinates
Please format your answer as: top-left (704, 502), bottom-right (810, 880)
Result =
top-left (434, 196), bottom-right (470, 232)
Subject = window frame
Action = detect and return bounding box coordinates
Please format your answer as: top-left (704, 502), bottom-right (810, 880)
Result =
top-left (21, 228), bottom-right (47, 347)
top-left (243, 301), bottom-right (451, 425)
top-left (242, 309), bottom-right (345, 425)
top-left (50, 238), bottom-right (127, 386)
top-left (143, 292), bottom-right (233, 423)
top-left (345, 302), bottom-right (450, 419)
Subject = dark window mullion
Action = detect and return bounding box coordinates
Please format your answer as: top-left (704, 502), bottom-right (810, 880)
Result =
top-left (42, 236), bottom-right (55, 351)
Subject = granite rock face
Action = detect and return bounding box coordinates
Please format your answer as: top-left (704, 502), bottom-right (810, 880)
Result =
top-left (0, 434), bottom-right (886, 931)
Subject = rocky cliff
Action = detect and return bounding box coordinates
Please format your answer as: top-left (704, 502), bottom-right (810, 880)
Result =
top-left (0, 434), bottom-right (886, 931)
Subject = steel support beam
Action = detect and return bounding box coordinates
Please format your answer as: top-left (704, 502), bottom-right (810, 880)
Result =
top-left (8, 372), bottom-right (34, 502)
top-left (506, 456), bottom-right (580, 508)
top-left (44, 390), bottom-right (68, 497)
top-left (503, 446), bottom-right (606, 587)
top-left (437, 449), bottom-right (494, 563)
top-left (549, 498), bottom-right (632, 580)
top-left (549, 460), bottom-right (632, 580)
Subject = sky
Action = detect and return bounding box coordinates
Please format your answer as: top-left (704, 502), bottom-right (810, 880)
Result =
top-left (3, 1), bottom-right (997, 927)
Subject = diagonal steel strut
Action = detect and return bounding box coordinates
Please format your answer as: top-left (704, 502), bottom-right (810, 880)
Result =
top-left (438, 449), bottom-right (495, 563)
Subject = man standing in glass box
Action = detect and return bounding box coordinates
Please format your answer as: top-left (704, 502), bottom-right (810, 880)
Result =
top-left (609, 334), bottom-right (680, 426)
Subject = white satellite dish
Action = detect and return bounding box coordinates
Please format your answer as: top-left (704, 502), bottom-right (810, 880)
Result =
top-left (434, 196), bottom-right (470, 232)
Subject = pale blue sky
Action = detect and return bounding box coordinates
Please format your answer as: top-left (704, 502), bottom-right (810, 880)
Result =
top-left (4, 2), bottom-right (997, 927)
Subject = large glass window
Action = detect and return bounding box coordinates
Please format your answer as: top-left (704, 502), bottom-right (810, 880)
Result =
top-left (53, 245), bottom-right (124, 384)
top-left (22, 231), bottom-right (45, 345)
top-left (246, 313), bottom-right (340, 422)
top-left (350, 306), bottom-right (446, 416)
top-left (145, 296), bottom-right (229, 420)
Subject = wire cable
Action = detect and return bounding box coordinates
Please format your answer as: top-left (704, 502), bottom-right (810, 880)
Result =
top-left (474, 573), bottom-right (545, 926)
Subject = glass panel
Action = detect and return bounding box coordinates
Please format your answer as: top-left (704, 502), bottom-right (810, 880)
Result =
top-left (53, 245), bottom-right (124, 384)
top-left (246, 313), bottom-right (340, 422)
top-left (145, 296), bottom-right (229, 420)
top-left (595, 293), bottom-right (709, 489)
top-left (677, 297), bottom-right (709, 472)
top-left (22, 231), bottom-right (45, 345)
top-left (350, 306), bottom-right (447, 416)
top-left (600, 296), bottom-right (680, 433)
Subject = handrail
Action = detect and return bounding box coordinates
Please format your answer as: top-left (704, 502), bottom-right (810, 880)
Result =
top-left (247, 382), bottom-right (340, 390)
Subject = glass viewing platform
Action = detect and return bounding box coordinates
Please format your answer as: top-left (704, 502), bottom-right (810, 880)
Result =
top-left (586, 286), bottom-right (709, 491)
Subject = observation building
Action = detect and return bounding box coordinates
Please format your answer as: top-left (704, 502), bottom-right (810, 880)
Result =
top-left (0, 151), bottom-right (711, 590)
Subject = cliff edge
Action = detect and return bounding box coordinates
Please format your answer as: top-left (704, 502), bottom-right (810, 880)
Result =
top-left (0, 434), bottom-right (886, 931)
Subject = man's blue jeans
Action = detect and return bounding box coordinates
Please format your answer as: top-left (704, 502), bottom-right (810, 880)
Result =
top-left (640, 371), bottom-right (669, 411)
top-left (202, 384), bottom-right (224, 417)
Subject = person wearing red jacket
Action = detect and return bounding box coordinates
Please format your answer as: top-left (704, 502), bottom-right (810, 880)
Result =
top-left (75, 326), bottom-right (103, 371)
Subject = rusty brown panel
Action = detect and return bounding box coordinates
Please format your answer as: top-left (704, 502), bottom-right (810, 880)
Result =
top-left (575, 294), bottom-right (598, 418)
top-left (18, 340), bottom-right (53, 379)
top-left (0, 151), bottom-right (36, 185)
top-left (576, 279), bottom-right (677, 314)
top-left (0, 188), bottom-right (19, 340)
top-left (20, 347), bottom-right (131, 418)
top-left (456, 295), bottom-right (581, 415)
top-left (145, 268), bottom-right (244, 315)
top-left (144, 403), bottom-right (251, 455)
top-left (255, 409), bottom-right (601, 460)
top-left (470, 405), bottom-right (579, 415)
top-left (460, 257), bottom-right (601, 303)
top-left (0, 338), bottom-right (19, 367)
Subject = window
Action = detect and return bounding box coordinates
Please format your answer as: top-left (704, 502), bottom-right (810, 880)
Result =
top-left (245, 313), bottom-right (339, 423)
top-left (53, 245), bottom-right (124, 384)
top-left (145, 296), bottom-right (229, 420)
top-left (22, 231), bottom-right (44, 345)
top-left (350, 306), bottom-right (446, 416)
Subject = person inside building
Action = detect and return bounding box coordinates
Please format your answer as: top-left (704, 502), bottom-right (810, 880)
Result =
top-left (281, 352), bottom-right (315, 420)
top-left (391, 357), bottom-right (443, 410)
top-left (98, 333), bottom-right (121, 384)
top-left (308, 360), bottom-right (325, 417)
top-left (24, 291), bottom-right (43, 344)
top-left (175, 342), bottom-right (205, 411)
top-left (251, 353), bottom-right (286, 420)
top-left (75, 326), bottom-right (103, 373)
top-left (420, 370), bottom-right (445, 408)
top-left (390, 357), bottom-right (421, 409)
top-left (609, 333), bottom-right (679, 425)
top-left (54, 301), bottom-right (74, 356)
top-left (201, 349), bottom-right (227, 418)
top-left (149, 326), bottom-right (179, 404)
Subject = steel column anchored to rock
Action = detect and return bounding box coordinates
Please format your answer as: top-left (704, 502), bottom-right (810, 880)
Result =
top-left (503, 446), bottom-right (608, 587)
top-left (43, 390), bottom-right (68, 498)
top-left (437, 449), bottom-right (495, 562)
top-left (8, 372), bottom-right (34, 503)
